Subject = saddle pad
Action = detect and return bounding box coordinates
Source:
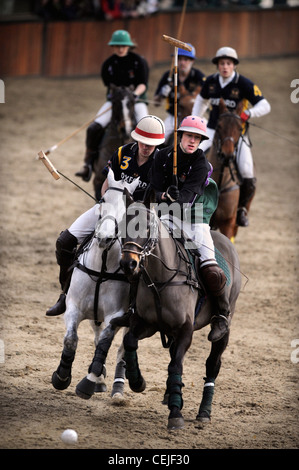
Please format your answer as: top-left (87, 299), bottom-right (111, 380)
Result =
top-left (215, 248), bottom-right (231, 286)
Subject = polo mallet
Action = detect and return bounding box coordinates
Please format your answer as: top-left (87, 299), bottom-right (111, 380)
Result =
top-left (162, 35), bottom-right (192, 186)
top-left (37, 150), bottom-right (98, 202)
top-left (44, 106), bottom-right (112, 156)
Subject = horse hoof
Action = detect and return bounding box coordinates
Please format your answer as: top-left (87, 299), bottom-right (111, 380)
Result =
top-left (111, 392), bottom-right (126, 405)
top-left (52, 371), bottom-right (71, 390)
top-left (75, 377), bottom-right (96, 399)
top-left (129, 376), bottom-right (146, 393)
top-left (95, 383), bottom-right (107, 393)
top-left (167, 417), bottom-right (185, 430)
top-left (196, 410), bottom-right (211, 423)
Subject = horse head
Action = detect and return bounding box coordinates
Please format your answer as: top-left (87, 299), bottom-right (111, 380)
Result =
top-left (216, 98), bottom-right (243, 160)
top-left (110, 84), bottom-right (136, 141)
top-left (120, 188), bottom-right (158, 277)
top-left (95, 168), bottom-right (139, 248)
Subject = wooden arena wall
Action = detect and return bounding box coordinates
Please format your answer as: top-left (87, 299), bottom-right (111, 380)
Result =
top-left (0, 8), bottom-right (298, 77)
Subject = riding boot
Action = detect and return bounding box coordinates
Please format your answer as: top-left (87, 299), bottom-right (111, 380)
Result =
top-left (237, 177), bottom-right (256, 227)
top-left (75, 122), bottom-right (105, 182)
top-left (200, 264), bottom-right (230, 342)
top-left (46, 230), bottom-right (77, 316)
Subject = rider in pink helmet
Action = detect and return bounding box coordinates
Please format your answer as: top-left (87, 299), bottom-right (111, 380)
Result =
top-left (177, 115), bottom-right (209, 140)
top-left (150, 115), bottom-right (230, 343)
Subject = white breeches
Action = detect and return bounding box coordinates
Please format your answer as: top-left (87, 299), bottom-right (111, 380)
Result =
top-left (161, 215), bottom-right (216, 267)
top-left (69, 205), bottom-right (100, 244)
top-left (164, 114), bottom-right (175, 142)
top-left (94, 101), bottom-right (148, 127)
top-left (200, 128), bottom-right (254, 179)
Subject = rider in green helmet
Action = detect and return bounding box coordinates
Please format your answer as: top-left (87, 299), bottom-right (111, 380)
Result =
top-left (75, 30), bottom-right (149, 183)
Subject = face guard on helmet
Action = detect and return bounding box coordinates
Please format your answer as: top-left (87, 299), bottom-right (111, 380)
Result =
top-left (131, 115), bottom-right (165, 146)
top-left (178, 115), bottom-right (209, 141)
top-left (108, 30), bottom-right (135, 47)
top-left (212, 46), bottom-right (239, 65)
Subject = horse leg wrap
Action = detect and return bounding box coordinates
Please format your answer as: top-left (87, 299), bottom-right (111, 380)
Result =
top-left (58, 348), bottom-right (75, 379)
top-left (111, 359), bottom-right (126, 396)
top-left (167, 374), bottom-right (184, 411)
top-left (197, 378), bottom-right (215, 421)
top-left (89, 346), bottom-right (107, 377)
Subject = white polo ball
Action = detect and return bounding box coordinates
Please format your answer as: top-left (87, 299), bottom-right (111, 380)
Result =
top-left (60, 429), bottom-right (78, 444)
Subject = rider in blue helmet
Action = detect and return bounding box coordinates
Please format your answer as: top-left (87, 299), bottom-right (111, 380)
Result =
top-left (154, 43), bottom-right (206, 145)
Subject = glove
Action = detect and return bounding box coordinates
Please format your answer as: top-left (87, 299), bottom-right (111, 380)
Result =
top-left (240, 110), bottom-right (250, 122)
top-left (165, 185), bottom-right (180, 202)
top-left (160, 84), bottom-right (172, 98)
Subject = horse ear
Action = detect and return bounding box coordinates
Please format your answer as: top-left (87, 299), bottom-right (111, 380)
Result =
top-left (219, 97), bottom-right (227, 114)
top-left (127, 176), bottom-right (140, 195)
top-left (107, 168), bottom-right (115, 187)
top-left (143, 186), bottom-right (156, 208)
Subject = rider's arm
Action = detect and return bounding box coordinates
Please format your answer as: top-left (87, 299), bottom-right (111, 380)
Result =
top-left (248, 98), bottom-right (271, 118)
top-left (134, 83), bottom-right (147, 97)
top-left (192, 94), bottom-right (210, 118)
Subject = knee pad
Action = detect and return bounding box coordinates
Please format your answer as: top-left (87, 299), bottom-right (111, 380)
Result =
top-left (86, 122), bottom-right (104, 148)
top-left (56, 229), bottom-right (78, 266)
top-left (200, 264), bottom-right (226, 296)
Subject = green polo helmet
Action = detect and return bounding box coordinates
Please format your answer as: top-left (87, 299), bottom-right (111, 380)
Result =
top-left (108, 30), bottom-right (135, 47)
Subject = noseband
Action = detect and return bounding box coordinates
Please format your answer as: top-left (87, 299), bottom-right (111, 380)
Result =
top-left (216, 112), bottom-right (243, 157)
top-left (122, 207), bottom-right (159, 260)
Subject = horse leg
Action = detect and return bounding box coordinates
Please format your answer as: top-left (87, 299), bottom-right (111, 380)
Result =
top-left (123, 330), bottom-right (146, 393)
top-left (76, 324), bottom-right (118, 399)
top-left (52, 320), bottom-right (78, 390)
top-left (167, 320), bottom-right (193, 430)
top-left (90, 322), bottom-right (108, 393)
top-left (197, 331), bottom-right (230, 423)
top-left (111, 328), bottom-right (129, 402)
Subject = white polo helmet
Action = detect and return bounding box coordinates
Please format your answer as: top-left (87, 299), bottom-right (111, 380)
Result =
top-left (178, 115), bottom-right (209, 141)
top-left (212, 47), bottom-right (239, 65)
top-left (131, 115), bottom-right (165, 146)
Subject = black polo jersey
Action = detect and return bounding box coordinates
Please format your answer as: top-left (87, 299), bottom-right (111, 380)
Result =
top-left (155, 68), bottom-right (206, 115)
top-left (104, 142), bottom-right (157, 201)
top-left (200, 72), bottom-right (265, 129)
top-left (101, 52), bottom-right (149, 101)
top-left (150, 145), bottom-right (210, 206)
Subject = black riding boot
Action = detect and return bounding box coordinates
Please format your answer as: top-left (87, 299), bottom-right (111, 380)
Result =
top-left (200, 264), bottom-right (230, 342)
top-left (237, 177), bottom-right (256, 227)
top-left (75, 122), bottom-right (104, 182)
top-left (46, 230), bottom-right (77, 316)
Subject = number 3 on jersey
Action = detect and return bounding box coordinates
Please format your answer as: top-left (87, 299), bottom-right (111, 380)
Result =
top-left (120, 156), bottom-right (131, 170)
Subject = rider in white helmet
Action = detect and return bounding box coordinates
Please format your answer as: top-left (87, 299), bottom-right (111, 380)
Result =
top-left (46, 116), bottom-right (165, 317)
top-left (150, 115), bottom-right (231, 342)
top-left (192, 46), bottom-right (271, 226)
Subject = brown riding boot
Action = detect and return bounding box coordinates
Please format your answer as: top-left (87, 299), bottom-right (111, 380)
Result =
top-left (237, 177), bottom-right (256, 227)
top-left (200, 264), bottom-right (230, 342)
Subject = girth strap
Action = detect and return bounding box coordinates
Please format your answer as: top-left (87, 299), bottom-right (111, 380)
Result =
top-left (73, 251), bottom-right (128, 326)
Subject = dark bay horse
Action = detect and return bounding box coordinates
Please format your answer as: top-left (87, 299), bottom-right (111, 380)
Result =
top-left (119, 190), bottom-right (241, 430)
top-left (207, 98), bottom-right (245, 242)
top-left (93, 85), bottom-right (136, 199)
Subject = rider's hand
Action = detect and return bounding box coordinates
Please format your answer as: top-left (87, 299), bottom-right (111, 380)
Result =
top-left (165, 185), bottom-right (180, 202)
top-left (160, 84), bottom-right (172, 98)
top-left (240, 110), bottom-right (250, 122)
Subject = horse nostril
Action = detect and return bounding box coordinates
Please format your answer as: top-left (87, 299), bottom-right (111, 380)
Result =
top-left (129, 259), bottom-right (138, 272)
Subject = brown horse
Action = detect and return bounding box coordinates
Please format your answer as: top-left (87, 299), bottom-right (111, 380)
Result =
top-left (207, 98), bottom-right (244, 242)
top-left (178, 83), bottom-right (202, 122)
